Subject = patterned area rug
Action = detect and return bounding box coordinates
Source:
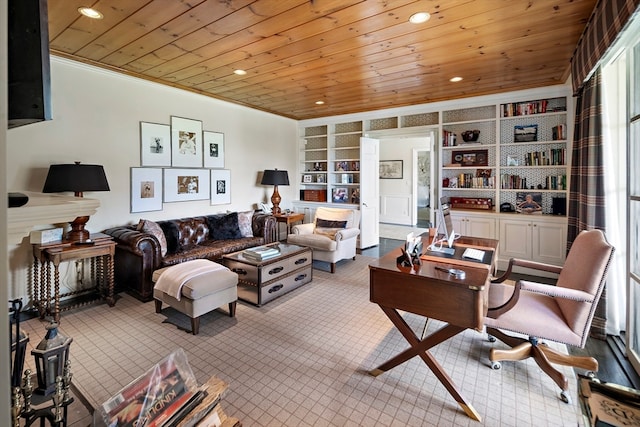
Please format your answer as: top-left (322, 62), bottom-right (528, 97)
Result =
top-left (21, 256), bottom-right (583, 426)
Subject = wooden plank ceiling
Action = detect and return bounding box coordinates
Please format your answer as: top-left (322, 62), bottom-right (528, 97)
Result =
top-left (48, 0), bottom-right (596, 120)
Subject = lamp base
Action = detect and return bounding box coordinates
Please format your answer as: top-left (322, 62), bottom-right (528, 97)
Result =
top-left (271, 186), bottom-right (282, 215)
top-left (67, 216), bottom-right (90, 243)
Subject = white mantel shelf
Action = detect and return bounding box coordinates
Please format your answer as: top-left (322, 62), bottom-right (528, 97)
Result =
top-left (7, 192), bottom-right (100, 245)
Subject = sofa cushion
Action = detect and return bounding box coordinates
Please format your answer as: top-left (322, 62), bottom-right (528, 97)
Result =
top-left (137, 219), bottom-right (168, 257)
top-left (288, 233), bottom-right (338, 251)
top-left (158, 221), bottom-right (180, 254)
top-left (237, 210), bottom-right (254, 237)
top-left (207, 213), bottom-right (243, 240)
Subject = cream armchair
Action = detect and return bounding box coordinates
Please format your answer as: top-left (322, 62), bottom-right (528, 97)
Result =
top-left (287, 207), bottom-right (361, 273)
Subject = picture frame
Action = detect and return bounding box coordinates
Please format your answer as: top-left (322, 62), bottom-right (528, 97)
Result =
top-left (163, 168), bottom-right (210, 202)
top-left (452, 149), bottom-right (488, 167)
top-left (332, 187), bottom-right (349, 203)
top-left (171, 116), bottom-right (203, 167)
top-left (140, 122), bottom-right (171, 167)
top-left (514, 124), bottom-right (538, 142)
top-left (303, 174), bottom-right (312, 183)
top-left (203, 131), bottom-right (224, 168)
top-left (210, 169), bottom-right (231, 205)
top-left (316, 174), bottom-right (325, 183)
top-left (516, 192), bottom-right (543, 214)
top-left (130, 167), bottom-right (163, 213)
top-left (379, 160), bottom-right (403, 179)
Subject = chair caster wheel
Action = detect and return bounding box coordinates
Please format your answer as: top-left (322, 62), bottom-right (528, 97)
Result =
top-left (491, 361), bottom-right (501, 370)
top-left (488, 335), bottom-right (496, 343)
top-left (560, 390), bottom-right (571, 404)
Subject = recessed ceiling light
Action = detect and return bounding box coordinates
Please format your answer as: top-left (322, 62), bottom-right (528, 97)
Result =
top-left (233, 69), bottom-right (247, 75)
top-left (78, 7), bottom-right (103, 19)
top-left (315, 101), bottom-right (325, 105)
top-left (450, 76), bottom-right (463, 82)
top-left (409, 12), bottom-right (430, 24)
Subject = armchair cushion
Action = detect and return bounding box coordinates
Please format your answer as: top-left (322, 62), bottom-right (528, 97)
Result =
top-left (314, 218), bottom-right (347, 239)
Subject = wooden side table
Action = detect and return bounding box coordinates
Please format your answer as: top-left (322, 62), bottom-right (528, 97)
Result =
top-left (32, 233), bottom-right (116, 322)
top-left (273, 212), bottom-right (305, 240)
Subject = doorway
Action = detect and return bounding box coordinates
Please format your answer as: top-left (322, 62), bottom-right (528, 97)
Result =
top-left (413, 148), bottom-right (431, 228)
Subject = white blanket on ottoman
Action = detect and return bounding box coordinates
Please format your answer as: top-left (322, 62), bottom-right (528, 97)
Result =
top-left (154, 260), bottom-right (226, 301)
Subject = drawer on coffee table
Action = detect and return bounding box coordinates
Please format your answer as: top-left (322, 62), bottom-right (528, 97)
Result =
top-left (225, 251), bottom-right (312, 284)
top-left (238, 266), bottom-right (313, 306)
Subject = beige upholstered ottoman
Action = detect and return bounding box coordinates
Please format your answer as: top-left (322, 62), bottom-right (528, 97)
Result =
top-left (152, 259), bottom-right (238, 335)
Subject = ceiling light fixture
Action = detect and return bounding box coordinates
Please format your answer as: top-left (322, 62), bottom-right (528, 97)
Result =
top-left (234, 69), bottom-right (247, 75)
top-left (450, 76), bottom-right (463, 82)
top-left (315, 101), bottom-right (325, 105)
top-left (78, 7), bottom-right (103, 19)
top-left (409, 12), bottom-right (430, 24)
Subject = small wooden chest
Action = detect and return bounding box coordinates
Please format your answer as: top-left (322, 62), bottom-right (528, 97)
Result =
top-left (222, 243), bottom-right (312, 306)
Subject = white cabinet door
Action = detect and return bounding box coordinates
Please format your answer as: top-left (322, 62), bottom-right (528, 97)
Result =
top-left (499, 216), bottom-right (567, 269)
top-left (532, 220), bottom-right (567, 266)
top-left (450, 212), bottom-right (496, 239)
top-left (500, 218), bottom-right (532, 260)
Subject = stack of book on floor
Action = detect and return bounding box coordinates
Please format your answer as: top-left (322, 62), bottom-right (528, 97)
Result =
top-left (242, 245), bottom-right (280, 261)
top-left (94, 349), bottom-right (240, 427)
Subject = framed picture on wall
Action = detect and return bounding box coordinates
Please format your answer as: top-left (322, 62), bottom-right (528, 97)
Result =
top-left (203, 131), bottom-right (224, 168)
top-left (140, 122), bottom-right (171, 166)
top-left (171, 116), bottom-right (203, 167)
top-left (131, 168), bottom-right (163, 213)
top-left (379, 160), bottom-right (403, 179)
top-left (211, 169), bottom-right (231, 205)
top-left (163, 168), bottom-right (210, 202)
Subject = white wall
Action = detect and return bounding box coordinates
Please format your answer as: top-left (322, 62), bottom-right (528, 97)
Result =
top-left (5, 57), bottom-right (298, 300)
top-left (379, 137), bottom-right (430, 224)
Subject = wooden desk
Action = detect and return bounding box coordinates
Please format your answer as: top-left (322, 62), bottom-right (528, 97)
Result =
top-left (32, 233), bottom-right (116, 323)
top-left (368, 236), bottom-right (498, 421)
top-left (273, 212), bottom-right (305, 240)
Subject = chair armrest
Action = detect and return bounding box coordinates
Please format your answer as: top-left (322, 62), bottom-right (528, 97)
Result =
top-left (520, 281), bottom-right (595, 302)
top-left (335, 227), bottom-right (360, 241)
top-left (491, 257), bottom-right (562, 283)
top-left (291, 223), bottom-right (315, 235)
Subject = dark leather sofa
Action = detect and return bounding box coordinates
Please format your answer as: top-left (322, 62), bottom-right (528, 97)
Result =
top-left (103, 212), bottom-right (277, 302)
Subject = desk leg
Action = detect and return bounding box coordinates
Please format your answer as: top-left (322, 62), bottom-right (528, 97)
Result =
top-left (370, 306), bottom-right (481, 422)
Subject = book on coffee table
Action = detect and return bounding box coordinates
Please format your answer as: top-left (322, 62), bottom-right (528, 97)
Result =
top-left (242, 246), bottom-right (280, 261)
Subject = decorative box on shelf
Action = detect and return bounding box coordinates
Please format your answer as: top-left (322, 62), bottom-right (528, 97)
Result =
top-left (449, 197), bottom-right (493, 210)
top-left (30, 228), bottom-right (63, 244)
top-left (300, 189), bottom-right (326, 202)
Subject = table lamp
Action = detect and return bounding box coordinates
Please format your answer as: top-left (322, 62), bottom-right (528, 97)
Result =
top-left (42, 162), bottom-right (110, 242)
top-left (261, 169), bottom-right (289, 215)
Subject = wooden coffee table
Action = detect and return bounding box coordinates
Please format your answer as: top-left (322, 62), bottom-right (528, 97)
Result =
top-left (222, 243), bottom-right (312, 306)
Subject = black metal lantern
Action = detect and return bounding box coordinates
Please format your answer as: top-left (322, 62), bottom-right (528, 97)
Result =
top-left (10, 299), bottom-right (29, 389)
top-left (31, 322), bottom-right (72, 396)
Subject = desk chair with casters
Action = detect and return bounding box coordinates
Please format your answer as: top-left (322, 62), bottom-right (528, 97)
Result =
top-left (484, 229), bottom-right (614, 404)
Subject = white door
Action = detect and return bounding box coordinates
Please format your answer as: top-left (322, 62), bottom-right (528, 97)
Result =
top-left (359, 137), bottom-right (379, 248)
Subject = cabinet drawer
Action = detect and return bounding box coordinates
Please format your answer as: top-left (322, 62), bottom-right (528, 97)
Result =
top-left (225, 251), bottom-right (311, 284)
top-left (238, 266), bottom-right (313, 306)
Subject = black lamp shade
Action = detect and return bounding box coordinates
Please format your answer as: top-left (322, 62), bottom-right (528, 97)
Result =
top-left (43, 163), bottom-right (110, 196)
top-left (261, 169), bottom-right (289, 186)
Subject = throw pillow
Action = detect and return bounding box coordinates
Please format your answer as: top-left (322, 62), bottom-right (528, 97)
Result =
top-left (237, 210), bottom-right (254, 237)
top-left (207, 213), bottom-right (243, 240)
top-left (314, 218), bottom-right (348, 240)
top-left (137, 219), bottom-right (168, 257)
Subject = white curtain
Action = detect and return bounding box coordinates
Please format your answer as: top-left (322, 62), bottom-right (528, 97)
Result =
top-left (601, 55), bottom-right (628, 335)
